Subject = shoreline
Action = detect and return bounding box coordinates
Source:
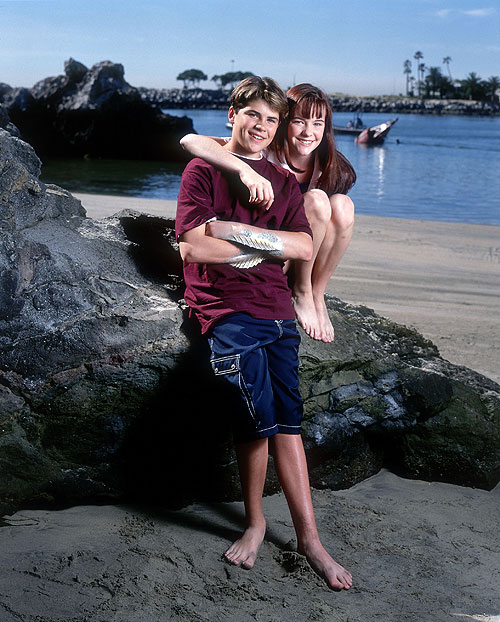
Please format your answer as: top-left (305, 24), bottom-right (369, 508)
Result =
top-left (75, 192), bottom-right (500, 385)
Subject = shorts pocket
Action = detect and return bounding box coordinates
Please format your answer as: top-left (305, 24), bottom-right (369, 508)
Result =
top-left (210, 353), bottom-right (258, 425)
top-left (211, 354), bottom-right (240, 376)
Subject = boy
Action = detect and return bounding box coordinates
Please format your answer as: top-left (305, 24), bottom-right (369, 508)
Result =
top-left (175, 77), bottom-right (352, 590)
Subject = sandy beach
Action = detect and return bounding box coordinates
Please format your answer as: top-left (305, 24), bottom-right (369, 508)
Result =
top-left (1, 469), bottom-right (498, 621)
top-left (1, 193), bottom-right (497, 621)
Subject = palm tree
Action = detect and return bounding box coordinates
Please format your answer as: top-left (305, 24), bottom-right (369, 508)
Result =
top-left (414, 51), bottom-right (423, 96)
top-left (425, 67), bottom-right (444, 98)
top-left (403, 60), bottom-right (412, 96)
top-left (442, 56), bottom-right (452, 80)
top-left (460, 72), bottom-right (484, 100)
top-left (484, 76), bottom-right (500, 101)
top-left (419, 63), bottom-right (426, 85)
top-left (409, 76), bottom-right (416, 96)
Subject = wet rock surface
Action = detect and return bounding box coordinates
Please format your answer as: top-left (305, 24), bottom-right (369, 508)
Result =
top-left (0, 59), bottom-right (193, 160)
top-left (1, 129), bottom-right (498, 515)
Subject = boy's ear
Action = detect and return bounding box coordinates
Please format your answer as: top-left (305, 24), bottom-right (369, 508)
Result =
top-left (228, 106), bottom-right (236, 125)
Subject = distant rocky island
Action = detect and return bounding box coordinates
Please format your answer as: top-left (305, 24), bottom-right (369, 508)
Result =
top-left (139, 86), bottom-right (500, 116)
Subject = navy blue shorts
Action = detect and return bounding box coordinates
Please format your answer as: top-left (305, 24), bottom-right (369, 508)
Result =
top-left (208, 313), bottom-right (303, 443)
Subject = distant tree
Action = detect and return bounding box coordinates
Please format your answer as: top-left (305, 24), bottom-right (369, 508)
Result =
top-left (460, 72), bottom-right (485, 100)
top-left (422, 66), bottom-right (454, 99)
top-left (408, 75), bottom-right (416, 97)
top-left (439, 76), bottom-right (455, 99)
top-left (484, 75), bottom-right (500, 101)
top-left (442, 56), bottom-right (452, 80)
top-left (424, 67), bottom-right (443, 98)
top-left (212, 70), bottom-right (255, 90)
top-left (211, 74), bottom-right (223, 88)
top-left (418, 63), bottom-right (426, 95)
top-left (176, 69), bottom-right (208, 89)
top-left (403, 60), bottom-right (412, 96)
top-left (414, 50), bottom-right (424, 96)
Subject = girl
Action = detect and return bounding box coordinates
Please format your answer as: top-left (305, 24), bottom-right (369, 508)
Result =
top-left (180, 83), bottom-right (356, 343)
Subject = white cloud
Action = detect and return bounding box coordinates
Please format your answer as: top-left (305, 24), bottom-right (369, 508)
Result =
top-left (461, 8), bottom-right (496, 17)
top-left (434, 9), bottom-right (452, 18)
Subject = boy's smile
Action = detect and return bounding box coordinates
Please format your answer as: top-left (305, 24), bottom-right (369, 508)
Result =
top-left (225, 99), bottom-right (280, 159)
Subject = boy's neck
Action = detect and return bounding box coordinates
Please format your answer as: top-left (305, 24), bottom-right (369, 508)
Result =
top-left (227, 149), bottom-right (263, 161)
top-left (223, 140), bottom-right (262, 160)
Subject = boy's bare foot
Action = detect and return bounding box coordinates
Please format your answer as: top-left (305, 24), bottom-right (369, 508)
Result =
top-left (313, 295), bottom-right (335, 343)
top-left (224, 521), bottom-right (266, 569)
top-left (293, 291), bottom-right (321, 341)
top-left (298, 540), bottom-right (352, 590)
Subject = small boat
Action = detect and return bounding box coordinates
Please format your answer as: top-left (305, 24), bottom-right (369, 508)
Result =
top-left (333, 115), bottom-right (365, 135)
top-left (354, 118), bottom-right (398, 145)
top-left (332, 125), bottom-right (365, 135)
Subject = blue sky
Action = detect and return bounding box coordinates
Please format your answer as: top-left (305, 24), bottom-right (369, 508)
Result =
top-left (1, 0), bottom-right (499, 95)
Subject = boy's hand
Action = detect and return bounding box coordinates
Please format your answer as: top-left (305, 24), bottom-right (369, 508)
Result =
top-left (239, 168), bottom-right (274, 211)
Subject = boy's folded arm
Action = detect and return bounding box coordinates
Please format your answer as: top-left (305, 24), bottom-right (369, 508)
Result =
top-left (179, 223), bottom-right (242, 264)
top-left (180, 134), bottom-right (274, 210)
top-left (206, 220), bottom-right (313, 262)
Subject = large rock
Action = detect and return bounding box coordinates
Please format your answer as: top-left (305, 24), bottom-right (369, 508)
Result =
top-left (0, 103), bottom-right (21, 138)
top-left (299, 304), bottom-right (500, 490)
top-left (2, 59), bottom-right (193, 160)
top-left (0, 129), bottom-right (499, 515)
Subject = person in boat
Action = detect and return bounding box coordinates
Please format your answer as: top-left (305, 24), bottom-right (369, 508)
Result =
top-left (354, 115), bottom-right (364, 129)
top-left (180, 83), bottom-right (356, 343)
top-left (176, 76), bottom-right (353, 590)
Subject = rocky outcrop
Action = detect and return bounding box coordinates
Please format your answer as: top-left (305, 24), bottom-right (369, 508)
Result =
top-left (1, 129), bottom-right (499, 515)
top-left (299, 305), bottom-right (500, 491)
top-left (0, 59), bottom-right (193, 160)
top-left (0, 103), bottom-right (21, 138)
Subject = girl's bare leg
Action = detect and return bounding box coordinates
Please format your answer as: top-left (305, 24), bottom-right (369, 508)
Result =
top-left (292, 190), bottom-right (331, 341)
top-left (311, 194), bottom-right (354, 341)
top-left (270, 434), bottom-right (352, 590)
top-left (225, 438), bottom-right (269, 569)
top-left (293, 191), bottom-right (354, 342)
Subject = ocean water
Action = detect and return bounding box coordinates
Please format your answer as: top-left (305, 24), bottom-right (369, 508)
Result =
top-left (41, 110), bottom-right (500, 226)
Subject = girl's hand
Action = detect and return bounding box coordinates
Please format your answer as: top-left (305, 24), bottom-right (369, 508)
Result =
top-left (239, 168), bottom-right (274, 211)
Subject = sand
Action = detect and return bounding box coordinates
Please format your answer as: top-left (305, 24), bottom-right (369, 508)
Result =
top-left (2, 193), bottom-right (497, 621)
top-left (2, 470), bottom-right (499, 621)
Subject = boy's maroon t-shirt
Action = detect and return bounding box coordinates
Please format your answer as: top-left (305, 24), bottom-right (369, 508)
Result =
top-left (176, 155), bottom-right (312, 334)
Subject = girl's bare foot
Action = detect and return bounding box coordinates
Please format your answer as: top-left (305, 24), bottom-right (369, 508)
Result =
top-left (224, 520), bottom-right (266, 569)
top-left (298, 540), bottom-right (352, 590)
top-left (313, 295), bottom-right (335, 343)
top-left (293, 291), bottom-right (321, 340)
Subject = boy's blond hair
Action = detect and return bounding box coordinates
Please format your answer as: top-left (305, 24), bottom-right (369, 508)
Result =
top-left (230, 76), bottom-right (288, 120)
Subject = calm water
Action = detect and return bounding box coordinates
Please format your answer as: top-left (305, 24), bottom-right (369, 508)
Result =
top-left (41, 110), bottom-right (500, 226)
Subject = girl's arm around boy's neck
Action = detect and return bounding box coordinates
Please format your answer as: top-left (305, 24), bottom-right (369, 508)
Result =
top-left (180, 133), bottom-right (275, 210)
